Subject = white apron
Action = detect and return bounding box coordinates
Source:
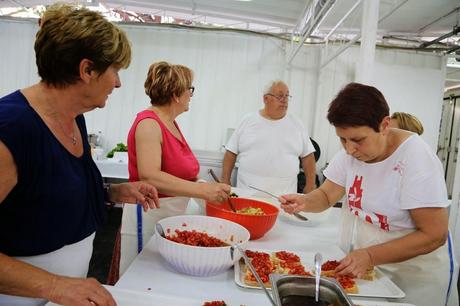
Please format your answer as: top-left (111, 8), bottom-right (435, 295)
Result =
top-left (120, 197), bottom-right (190, 275)
top-left (340, 207), bottom-right (457, 306)
top-left (0, 233), bottom-right (95, 306)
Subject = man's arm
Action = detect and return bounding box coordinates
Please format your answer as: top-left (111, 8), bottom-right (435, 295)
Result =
top-left (221, 150), bottom-right (237, 185)
top-left (301, 153), bottom-right (316, 193)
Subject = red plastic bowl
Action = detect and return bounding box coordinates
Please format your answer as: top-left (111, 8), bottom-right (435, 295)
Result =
top-left (206, 197), bottom-right (279, 240)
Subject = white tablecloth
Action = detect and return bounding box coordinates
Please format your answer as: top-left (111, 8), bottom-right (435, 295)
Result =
top-left (115, 208), bottom-right (352, 305)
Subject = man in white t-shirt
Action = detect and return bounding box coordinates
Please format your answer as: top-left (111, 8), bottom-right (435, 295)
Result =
top-left (221, 80), bottom-right (316, 195)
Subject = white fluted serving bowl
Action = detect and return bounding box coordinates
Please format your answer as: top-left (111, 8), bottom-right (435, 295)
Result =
top-left (155, 215), bottom-right (250, 277)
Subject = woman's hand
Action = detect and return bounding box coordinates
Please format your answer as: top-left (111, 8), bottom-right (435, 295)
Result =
top-left (110, 182), bottom-right (160, 211)
top-left (46, 275), bottom-right (116, 306)
top-left (278, 194), bottom-right (308, 214)
top-left (199, 182), bottom-right (231, 202)
top-left (335, 248), bottom-right (374, 279)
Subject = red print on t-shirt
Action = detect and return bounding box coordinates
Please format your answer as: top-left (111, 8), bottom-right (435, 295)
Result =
top-left (348, 175), bottom-right (363, 210)
top-left (348, 175), bottom-right (389, 231)
top-left (392, 161), bottom-right (404, 176)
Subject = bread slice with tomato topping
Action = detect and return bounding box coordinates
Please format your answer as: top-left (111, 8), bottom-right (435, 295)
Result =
top-left (335, 275), bottom-right (358, 294)
top-left (242, 250), bottom-right (274, 287)
top-left (320, 260), bottom-right (340, 277)
top-left (242, 250), bottom-right (311, 287)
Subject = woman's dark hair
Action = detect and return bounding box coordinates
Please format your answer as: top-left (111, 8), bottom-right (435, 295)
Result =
top-left (327, 82), bottom-right (390, 132)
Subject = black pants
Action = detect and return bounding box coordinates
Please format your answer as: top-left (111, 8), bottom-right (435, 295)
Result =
top-left (297, 171), bottom-right (319, 193)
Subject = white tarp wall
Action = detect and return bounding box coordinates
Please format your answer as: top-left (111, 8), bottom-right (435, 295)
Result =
top-left (0, 18), bottom-right (321, 153)
top-left (314, 45), bottom-right (445, 169)
top-left (0, 20), bottom-right (39, 93)
top-left (0, 18), bottom-right (445, 167)
top-left (85, 24), bottom-right (322, 153)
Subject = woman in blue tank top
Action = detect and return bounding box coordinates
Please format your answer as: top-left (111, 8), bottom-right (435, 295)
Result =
top-left (0, 4), bottom-right (159, 306)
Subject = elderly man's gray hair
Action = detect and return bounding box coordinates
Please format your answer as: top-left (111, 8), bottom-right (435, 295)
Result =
top-left (263, 80), bottom-right (288, 95)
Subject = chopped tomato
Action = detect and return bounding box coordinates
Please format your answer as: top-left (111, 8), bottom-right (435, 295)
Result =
top-left (203, 301), bottom-right (226, 306)
top-left (322, 260), bottom-right (340, 271)
top-left (275, 251), bottom-right (300, 263)
top-left (335, 275), bottom-right (356, 289)
top-left (166, 229), bottom-right (226, 247)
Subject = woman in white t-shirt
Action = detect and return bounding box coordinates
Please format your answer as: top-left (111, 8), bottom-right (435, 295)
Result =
top-left (280, 83), bottom-right (457, 306)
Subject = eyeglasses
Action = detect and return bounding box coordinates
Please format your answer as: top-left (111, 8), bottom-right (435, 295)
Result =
top-left (265, 93), bottom-right (292, 101)
top-left (189, 86), bottom-right (195, 96)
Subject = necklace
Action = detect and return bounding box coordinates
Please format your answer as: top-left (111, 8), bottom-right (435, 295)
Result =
top-left (55, 117), bottom-right (77, 145)
top-left (31, 85), bottom-right (78, 145)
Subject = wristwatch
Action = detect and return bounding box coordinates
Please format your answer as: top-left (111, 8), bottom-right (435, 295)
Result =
top-left (103, 183), bottom-right (116, 205)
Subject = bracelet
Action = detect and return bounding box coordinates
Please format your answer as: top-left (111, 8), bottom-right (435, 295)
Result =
top-left (317, 187), bottom-right (331, 207)
top-left (103, 183), bottom-right (115, 205)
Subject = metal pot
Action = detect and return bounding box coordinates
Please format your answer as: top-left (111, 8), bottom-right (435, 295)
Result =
top-left (269, 274), bottom-right (355, 306)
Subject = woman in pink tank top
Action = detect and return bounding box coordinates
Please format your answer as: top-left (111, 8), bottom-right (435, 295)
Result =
top-left (109, 62), bottom-right (231, 282)
top-left (127, 109), bottom-right (199, 197)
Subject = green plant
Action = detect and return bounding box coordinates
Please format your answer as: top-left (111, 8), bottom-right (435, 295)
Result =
top-left (106, 143), bottom-right (128, 158)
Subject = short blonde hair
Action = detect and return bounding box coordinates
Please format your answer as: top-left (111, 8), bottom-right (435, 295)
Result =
top-left (391, 112), bottom-right (424, 135)
top-left (144, 61), bottom-right (193, 105)
top-left (35, 4), bottom-right (131, 87)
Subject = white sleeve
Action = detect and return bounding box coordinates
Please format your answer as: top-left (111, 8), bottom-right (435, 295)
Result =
top-left (301, 136), bottom-right (315, 158)
top-left (291, 115), bottom-right (315, 157)
top-left (323, 150), bottom-right (348, 187)
top-left (224, 114), bottom-right (250, 154)
top-left (400, 139), bottom-right (449, 209)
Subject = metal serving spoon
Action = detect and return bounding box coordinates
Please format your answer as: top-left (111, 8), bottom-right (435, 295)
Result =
top-left (247, 185), bottom-right (309, 221)
top-left (156, 222), bottom-right (166, 238)
top-left (208, 169), bottom-right (237, 212)
top-left (230, 244), bottom-right (276, 306)
top-left (314, 252), bottom-right (323, 302)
